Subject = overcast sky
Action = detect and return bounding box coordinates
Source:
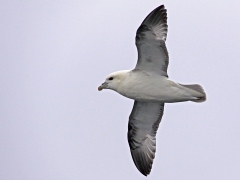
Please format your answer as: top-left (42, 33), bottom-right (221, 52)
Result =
top-left (1, 0), bottom-right (240, 179)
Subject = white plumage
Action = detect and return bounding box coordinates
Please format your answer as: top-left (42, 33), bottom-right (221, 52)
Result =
top-left (98, 5), bottom-right (206, 176)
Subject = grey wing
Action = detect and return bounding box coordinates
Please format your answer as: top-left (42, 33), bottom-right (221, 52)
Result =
top-left (135, 5), bottom-right (169, 77)
top-left (128, 101), bottom-right (164, 176)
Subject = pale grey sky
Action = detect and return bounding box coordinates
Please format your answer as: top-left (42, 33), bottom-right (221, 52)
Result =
top-left (1, 0), bottom-right (240, 179)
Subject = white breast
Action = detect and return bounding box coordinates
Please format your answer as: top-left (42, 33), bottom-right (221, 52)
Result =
top-left (116, 72), bottom-right (194, 103)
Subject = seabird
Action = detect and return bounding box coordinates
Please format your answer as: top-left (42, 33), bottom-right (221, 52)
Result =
top-left (98, 5), bottom-right (206, 176)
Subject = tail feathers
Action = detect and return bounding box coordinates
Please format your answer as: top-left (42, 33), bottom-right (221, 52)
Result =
top-left (180, 84), bottom-right (206, 103)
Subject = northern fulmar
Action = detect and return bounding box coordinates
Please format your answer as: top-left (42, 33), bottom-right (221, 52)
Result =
top-left (98, 5), bottom-right (206, 176)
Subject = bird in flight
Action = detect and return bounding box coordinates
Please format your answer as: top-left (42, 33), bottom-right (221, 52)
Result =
top-left (98, 5), bottom-right (206, 176)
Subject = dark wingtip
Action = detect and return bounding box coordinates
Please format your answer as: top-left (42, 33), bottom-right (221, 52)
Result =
top-left (136, 4), bottom-right (168, 42)
top-left (160, 4), bottom-right (165, 9)
top-left (137, 167), bottom-right (150, 176)
top-left (150, 4), bottom-right (166, 15)
top-left (130, 147), bottom-right (154, 176)
top-left (142, 172), bottom-right (148, 176)
top-left (141, 5), bottom-right (166, 23)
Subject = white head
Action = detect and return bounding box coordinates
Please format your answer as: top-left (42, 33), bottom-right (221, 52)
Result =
top-left (98, 70), bottom-right (130, 91)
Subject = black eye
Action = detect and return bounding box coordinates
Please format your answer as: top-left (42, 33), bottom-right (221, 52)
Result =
top-left (108, 77), bottom-right (114, 80)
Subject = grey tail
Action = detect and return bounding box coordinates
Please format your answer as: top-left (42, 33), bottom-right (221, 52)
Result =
top-left (180, 84), bottom-right (206, 103)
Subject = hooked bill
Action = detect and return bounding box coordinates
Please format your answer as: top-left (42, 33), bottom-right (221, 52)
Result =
top-left (98, 86), bottom-right (103, 91)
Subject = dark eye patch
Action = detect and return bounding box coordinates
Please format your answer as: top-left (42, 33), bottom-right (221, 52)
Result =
top-left (108, 77), bottom-right (114, 80)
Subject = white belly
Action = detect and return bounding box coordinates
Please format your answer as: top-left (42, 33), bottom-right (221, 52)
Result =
top-left (117, 74), bottom-right (194, 103)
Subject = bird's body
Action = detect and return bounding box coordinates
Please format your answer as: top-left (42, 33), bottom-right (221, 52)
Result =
top-left (98, 5), bottom-right (206, 176)
top-left (111, 70), bottom-right (203, 102)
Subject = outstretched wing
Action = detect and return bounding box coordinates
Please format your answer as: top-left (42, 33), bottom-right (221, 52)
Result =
top-left (128, 101), bottom-right (165, 176)
top-left (135, 5), bottom-right (169, 77)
